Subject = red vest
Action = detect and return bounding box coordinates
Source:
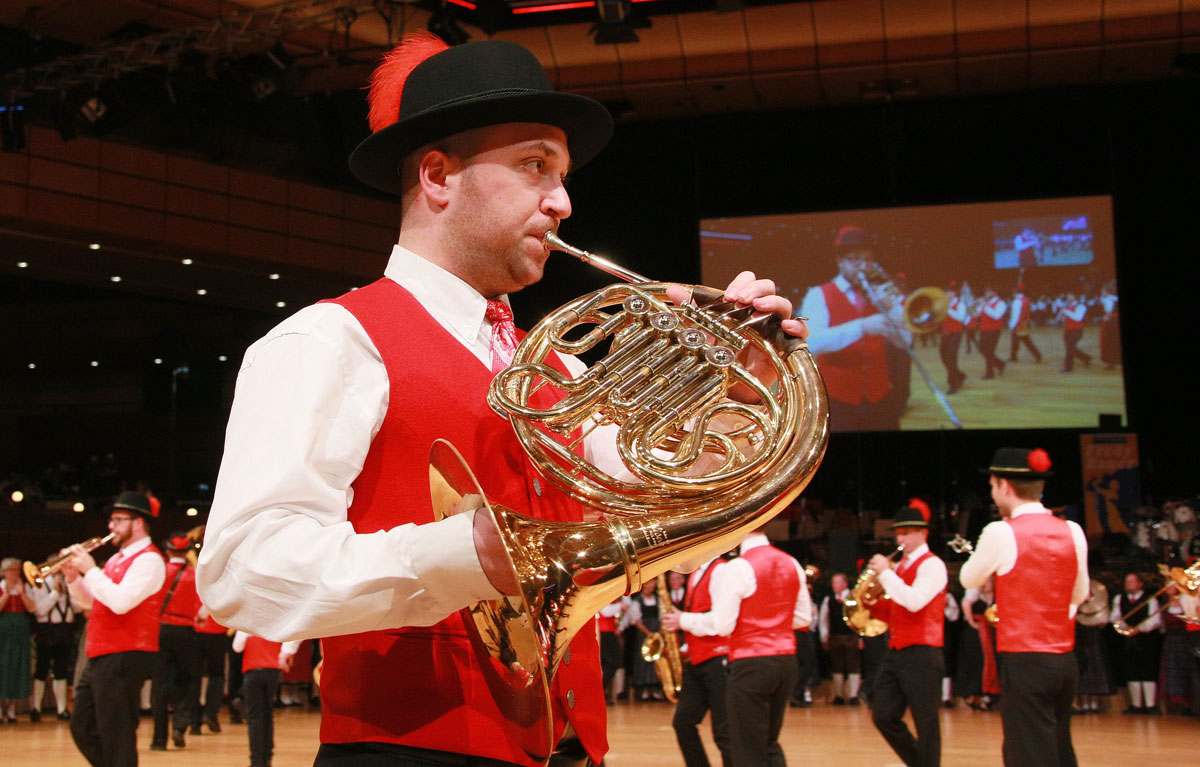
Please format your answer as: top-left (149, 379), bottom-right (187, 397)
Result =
top-left (317, 280), bottom-right (606, 767)
top-left (995, 513), bottom-right (1077, 654)
top-left (815, 282), bottom-right (890, 405)
top-left (980, 299), bottom-right (1005, 332)
top-left (195, 611), bottom-right (228, 635)
top-left (1012, 296), bottom-right (1031, 334)
top-left (597, 613), bottom-right (617, 634)
top-left (875, 551), bottom-right (945, 650)
top-left (1065, 303), bottom-right (1085, 330)
top-left (941, 297), bottom-right (965, 333)
top-left (729, 546), bottom-right (798, 661)
top-left (683, 560), bottom-right (729, 664)
top-left (242, 636), bottom-right (283, 672)
top-left (86, 543), bottom-right (165, 658)
top-left (159, 560), bottom-right (200, 627)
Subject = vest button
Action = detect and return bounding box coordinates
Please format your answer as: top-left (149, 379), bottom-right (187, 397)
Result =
top-left (533, 478), bottom-right (543, 497)
top-left (566, 689), bottom-right (575, 709)
top-left (563, 648), bottom-right (571, 666)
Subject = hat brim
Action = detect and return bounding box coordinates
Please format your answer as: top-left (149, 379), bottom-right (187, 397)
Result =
top-left (349, 90), bottom-right (614, 195)
top-left (109, 501), bottom-right (154, 518)
top-left (890, 520), bottom-right (929, 529)
top-left (981, 467), bottom-right (1054, 480)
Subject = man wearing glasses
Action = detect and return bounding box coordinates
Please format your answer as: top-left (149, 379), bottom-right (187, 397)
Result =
top-left (63, 491), bottom-right (166, 767)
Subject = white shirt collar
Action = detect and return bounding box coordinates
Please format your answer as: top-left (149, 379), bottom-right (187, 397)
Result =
top-left (901, 542), bottom-right (930, 565)
top-left (117, 536), bottom-right (153, 558)
top-left (833, 274), bottom-right (854, 295)
top-left (1011, 501), bottom-right (1048, 518)
top-left (740, 532), bottom-right (770, 554)
top-left (382, 244), bottom-right (510, 351)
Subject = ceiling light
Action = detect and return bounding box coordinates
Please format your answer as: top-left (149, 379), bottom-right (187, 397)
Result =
top-left (17, 261), bottom-right (28, 268)
top-left (73, 502), bottom-right (85, 513)
top-left (196, 289), bottom-right (207, 295)
top-left (218, 355), bottom-right (228, 362)
top-left (276, 301), bottom-right (286, 308)
top-left (90, 361), bottom-right (99, 367)
top-left (186, 507), bottom-right (199, 517)
top-left (269, 273), bottom-right (280, 280)
top-left (110, 275), bottom-right (121, 282)
top-left (154, 358), bottom-right (163, 364)
top-left (181, 258), bottom-right (193, 265)
top-left (10, 490), bottom-right (23, 503)
top-left (89, 243), bottom-right (101, 250)
top-left (27, 363), bottom-right (35, 369)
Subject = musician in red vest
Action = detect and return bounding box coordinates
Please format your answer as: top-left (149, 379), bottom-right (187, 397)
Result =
top-left (196, 34), bottom-right (806, 767)
top-left (978, 286), bottom-right (1008, 380)
top-left (660, 554), bottom-right (731, 767)
top-left (799, 225), bottom-right (909, 431)
top-left (231, 631), bottom-right (300, 767)
top-left (62, 491), bottom-right (167, 767)
top-left (1059, 294), bottom-right (1092, 373)
top-left (665, 528), bottom-right (810, 767)
top-left (960, 449), bottom-right (1089, 767)
top-left (150, 532), bottom-right (202, 751)
top-left (865, 499), bottom-right (948, 767)
top-left (1007, 285), bottom-right (1042, 363)
top-left (939, 281), bottom-right (970, 395)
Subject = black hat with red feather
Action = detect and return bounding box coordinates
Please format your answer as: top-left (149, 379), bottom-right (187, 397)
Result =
top-left (891, 497), bottom-right (932, 529)
top-left (349, 33), bottom-right (613, 195)
top-left (983, 447), bottom-right (1054, 479)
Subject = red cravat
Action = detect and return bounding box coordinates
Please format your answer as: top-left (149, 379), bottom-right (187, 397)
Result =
top-left (485, 299), bottom-right (518, 373)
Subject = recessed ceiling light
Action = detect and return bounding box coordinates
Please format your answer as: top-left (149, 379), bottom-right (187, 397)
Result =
top-left (110, 275), bottom-right (122, 282)
top-left (17, 261), bottom-right (28, 268)
top-left (269, 273), bottom-right (280, 280)
top-left (186, 507), bottom-right (199, 517)
top-left (90, 361), bottom-right (99, 367)
top-left (181, 258), bottom-right (193, 265)
top-left (89, 243), bottom-right (101, 250)
top-left (276, 301), bottom-right (286, 308)
top-left (196, 289), bottom-right (207, 296)
top-left (154, 358), bottom-right (163, 365)
top-left (218, 355), bottom-right (227, 362)
top-left (27, 363), bottom-right (35, 369)
top-left (73, 502), bottom-right (85, 513)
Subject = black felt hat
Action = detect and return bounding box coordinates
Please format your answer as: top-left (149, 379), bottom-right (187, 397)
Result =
top-left (891, 498), bottom-right (931, 529)
top-left (110, 491), bottom-right (161, 520)
top-left (983, 447), bottom-right (1054, 479)
top-left (349, 39), bottom-right (613, 195)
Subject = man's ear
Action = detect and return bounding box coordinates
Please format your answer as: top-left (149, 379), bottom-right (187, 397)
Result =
top-left (417, 149), bottom-right (455, 206)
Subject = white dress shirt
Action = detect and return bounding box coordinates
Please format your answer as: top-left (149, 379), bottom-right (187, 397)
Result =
top-left (69, 537), bottom-right (166, 615)
top-left (817, 589), bottom-right (849, 643)
top-left (799, 275), bottom-right (873, 355)
top-left (31, 579), bottom-right (82, 623)
top-left (1008, 295), bottom-right (1027, 330)
top-left (197, 245), bottom-right (622, 642)
top-left (982, 297), bottom-right (1008, 322)
top-left (959, 503), bottom-right (1089, 617)
top-left (678, 533), bottom-right (812, 638)
top-left (876, 543), bottom-right (948, 614)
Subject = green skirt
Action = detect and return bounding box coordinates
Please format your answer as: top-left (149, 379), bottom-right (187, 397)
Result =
top-left (0, 611), bottom-right (32, 698)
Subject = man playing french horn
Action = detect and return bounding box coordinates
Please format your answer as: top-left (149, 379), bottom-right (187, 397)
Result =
top-left (864, 499), bottom-right (948, 767)
top-left (196, 32), bottom-right (812, 767)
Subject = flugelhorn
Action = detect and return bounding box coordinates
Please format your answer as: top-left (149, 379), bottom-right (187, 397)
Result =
top-left (946, 534), bottom-right (998, 625)
top-left (429, 231), bottom-right (829, 764)
top-left (842, 546), bottom-right (903, 637)
top-left (23, 532), bottom-right (115, 587)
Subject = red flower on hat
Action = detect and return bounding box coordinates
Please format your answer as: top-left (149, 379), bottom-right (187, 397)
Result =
top-left (1027, 449), bottom-right (1052, 473)
top-left (908, 497), bottom-right (932, 524)
top-left (367, 32), bottom-right (450, 132)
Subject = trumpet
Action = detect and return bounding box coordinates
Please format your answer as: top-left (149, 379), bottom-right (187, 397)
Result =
top-left (842, 545), bottom-right (903, 637)
top-left (1113, 562), bottom-right (1200, 637)
top-left (946, 535), bottom-right (998, 625)
top-left (23, 532), bottom-right (116, 587)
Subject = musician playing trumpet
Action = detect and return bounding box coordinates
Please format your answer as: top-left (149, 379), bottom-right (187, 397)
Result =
top-left (196, 33), bottom-right (809, 767)
top-left (864, 499), bottom-right (948, 767)
top-left (959, 448), bottom-right (1089, 767)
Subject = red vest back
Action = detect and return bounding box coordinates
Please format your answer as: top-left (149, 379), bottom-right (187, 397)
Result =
top-left (684, 561), bottom-right (729, 664)
top-left (885, 551), bottom-right (945, 650)
top-left (195, 611), bottom-right (228, 635)
top-left (317, 280), bottom-right (606, 767)
top-left (243, 636), bottom-right (283, 672)
top-left (729, 546), bottom-right (798, 661)
top-left (995, 514), bottom-right (1077, 653)
top-left (980, 299), bottom-right (1005, 332)
top-left (815, 282), bottom-right (890, 405)
top-left (159, 561), bottom-right (200, 627)
top-left (86, 544), bottom-right (164, 658)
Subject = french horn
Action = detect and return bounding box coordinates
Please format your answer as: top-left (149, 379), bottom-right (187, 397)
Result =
top-left (429, 232), bottom-right (829, 763)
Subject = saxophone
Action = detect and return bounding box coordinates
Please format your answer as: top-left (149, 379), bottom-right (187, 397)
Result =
top-left (640, 574), bottom-right (683, 702)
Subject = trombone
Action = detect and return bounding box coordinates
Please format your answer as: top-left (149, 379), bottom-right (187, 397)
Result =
top-left (23, 532), bottom-right (115, 587)
top-left (1112, 562), bottom-right (1200, 637)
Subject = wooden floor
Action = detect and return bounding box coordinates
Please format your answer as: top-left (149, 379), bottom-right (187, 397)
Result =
top-left (8, 697), bottom-right (1196, 767)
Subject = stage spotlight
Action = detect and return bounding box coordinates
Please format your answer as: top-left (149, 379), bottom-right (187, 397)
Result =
top-left (428, 1), bottom-right (470, 46)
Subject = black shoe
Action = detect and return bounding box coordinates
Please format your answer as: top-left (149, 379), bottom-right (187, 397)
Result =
top-left (57, 710), bottom-right (70, 721)
top-left (190, 724), bottom-right (203, 735)
top-left (150, 744), bottom-right (167, 751)
top-left (849, 697), bottom-right (861, 706)
top-left (943, 700), bottom-right (956, 709)
top-left (29, 709), bottom-right (41, 723)
top-left (172, 730), bottom-right (186, 748)
top-left (1123, 706), bottom-right (1140, 715)
top-left (789, 698), bottom-right (811, 708)
top-left (831, 696), bottom-right (845, 706)
top-left (205, 715), bottom-right (222, 733)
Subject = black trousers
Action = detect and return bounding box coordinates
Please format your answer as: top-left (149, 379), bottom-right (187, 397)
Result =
top-left (244, 667), bottom-right (282, 767)
top-left (938, 332), bottom-right (964, 389)
top-left (600, 631), bottom-right (622, 701)
top-left (1062, 329), bottom-right (1091, 371)
top-left (193, 631), bottom-right (230, 723)
top-left (34, 622), bottom-right (78, 680)
top-left (1008, 331), bottom-right (1041, 362)
top-left (997, 652), bottom-right (1078, 767)
top-left (70, 650), bottom-right (155, 767)
top-left (151, 623), bottom-right (201, 744)
top-left (979, 330), bottom-right (1004, 377)
top-left (726, 654), bottom-right (798, 767)
top-left (870, 645), bottom-right (943, 767)
top-left (673, 656), bottom-right (730, 767)
top-left (792, 629), bottom-right (819, 695)
top-left (314, 741), bottom-right (593, 767)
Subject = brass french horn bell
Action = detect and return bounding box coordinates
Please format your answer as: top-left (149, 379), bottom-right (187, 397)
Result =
top-left (430, 232), bottom-right (829, 764)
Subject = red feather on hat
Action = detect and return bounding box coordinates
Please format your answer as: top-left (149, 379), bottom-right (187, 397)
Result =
top-left (367, 32), bottom-right (450, 133)
top-left (908, 497), bottom-right (932, 524)
top-left (1027, 448), bottom-right (1052, 472)
top-left (148, 495), bottom-right (162, 519)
